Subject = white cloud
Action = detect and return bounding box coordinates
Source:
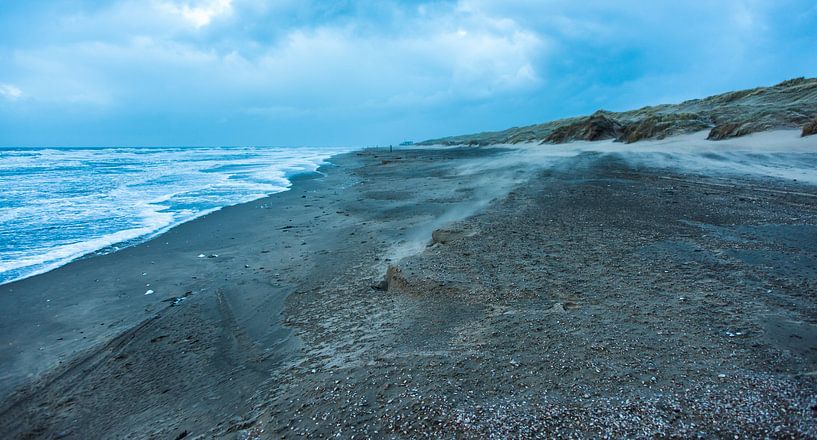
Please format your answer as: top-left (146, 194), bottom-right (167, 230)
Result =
top-left (247, 10), bottom-right (544, 106)
top-left (2, 1), bottom-right (544, 111)
top-left (157, 0), bottom-right (233, 28)
top-left (0, 83), bottom-right (22, 101)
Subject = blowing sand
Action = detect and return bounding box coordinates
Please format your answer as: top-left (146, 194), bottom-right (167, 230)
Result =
top-left (1, 134), bottom-right (816, 438)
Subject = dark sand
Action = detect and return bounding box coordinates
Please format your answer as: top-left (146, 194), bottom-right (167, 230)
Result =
top-left (1, 146), bottom-right (816, 438)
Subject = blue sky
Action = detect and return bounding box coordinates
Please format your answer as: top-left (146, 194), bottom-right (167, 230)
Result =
top-left (0, 0), bottom-right (815, 147)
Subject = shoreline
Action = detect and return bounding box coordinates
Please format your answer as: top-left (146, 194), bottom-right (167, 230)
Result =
top-left (0, 162), bottom-right (338, 287)
top-left (6, 129), bottom-right (813, 287)
top-left (0, 145), bottom-right (347, 287)
top-left (0, 146), bottom-right (519, 438)
top-left (0, 154), bottom-right (354, 399)
top-left (1, 139), bottom-right (816, 437)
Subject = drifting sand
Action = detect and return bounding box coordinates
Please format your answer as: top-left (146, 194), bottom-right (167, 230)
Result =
top-left (1, 134), bottom-right (816, 438)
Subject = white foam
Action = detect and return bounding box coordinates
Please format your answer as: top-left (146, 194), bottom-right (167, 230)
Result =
top-left (0, 210), bottom-right (174, 277)
top-left (0, 146), bottom-right (350, 284)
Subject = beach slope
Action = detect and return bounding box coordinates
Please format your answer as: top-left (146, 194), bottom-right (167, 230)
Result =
top-left (2, 133), bottom-right (816, 437)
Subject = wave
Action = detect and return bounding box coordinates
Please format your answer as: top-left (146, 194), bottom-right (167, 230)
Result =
top-left (0, 146), bottom-right (349, 284)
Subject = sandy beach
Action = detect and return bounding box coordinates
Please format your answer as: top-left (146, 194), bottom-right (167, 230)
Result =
top-left (2, 1), bottom-right (815, 437)
top-left (1, 137), bottom-right (817, 438)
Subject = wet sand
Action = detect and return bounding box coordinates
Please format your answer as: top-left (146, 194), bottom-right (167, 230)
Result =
top-left (1, 145), bottom-right (816, 438)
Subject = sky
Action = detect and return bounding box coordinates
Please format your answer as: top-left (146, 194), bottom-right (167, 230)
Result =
top-left (0, 0), bottom-right (815, 147)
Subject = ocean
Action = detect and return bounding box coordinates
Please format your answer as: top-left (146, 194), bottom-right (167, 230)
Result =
top-left (0, 146), bottom-right (348, 285)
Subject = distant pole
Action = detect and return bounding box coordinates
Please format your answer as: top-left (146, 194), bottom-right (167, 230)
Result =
top-left (389, 144), bottom-right (393, 153)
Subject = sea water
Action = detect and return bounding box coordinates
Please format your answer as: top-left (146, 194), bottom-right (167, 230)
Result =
top-left (0, 146), bottom-right (348, 284)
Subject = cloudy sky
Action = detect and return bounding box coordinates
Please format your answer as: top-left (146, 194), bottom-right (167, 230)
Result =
top-left (0, 0), bottom-right (815, 147)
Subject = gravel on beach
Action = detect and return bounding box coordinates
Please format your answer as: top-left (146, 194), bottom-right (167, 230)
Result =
top-left (1, 146), bottom-right (816, 438)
